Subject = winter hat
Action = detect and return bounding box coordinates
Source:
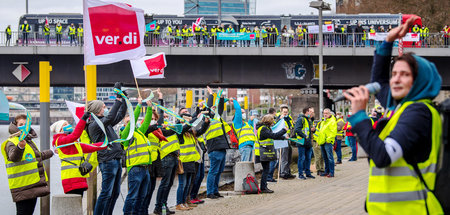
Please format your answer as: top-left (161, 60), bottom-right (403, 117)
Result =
top-left (87, 100), bottom-right (104, 115)
top-left (51, 120), bottom-right (67, 133)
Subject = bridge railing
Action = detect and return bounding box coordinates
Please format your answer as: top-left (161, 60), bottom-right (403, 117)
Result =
top-left (1, 31), bottom-right (449, 48)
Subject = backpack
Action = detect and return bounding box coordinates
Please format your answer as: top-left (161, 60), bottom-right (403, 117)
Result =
top-left (412, 98), bottom-right (450, 214)
top-left (242, 173), bottom-right (260, 195)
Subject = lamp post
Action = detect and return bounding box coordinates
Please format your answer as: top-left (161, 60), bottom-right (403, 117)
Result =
top-left (309, 0), bottom-right (331, 119)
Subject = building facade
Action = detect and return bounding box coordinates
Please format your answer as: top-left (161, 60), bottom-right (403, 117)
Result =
top-left (184, 0), bottom-right (256, 15)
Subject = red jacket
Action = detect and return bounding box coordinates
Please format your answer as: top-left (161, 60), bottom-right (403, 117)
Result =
top-left (343, 122), bottom-right (354, 137)
top-left (52, 119), bottom-right (106, 193)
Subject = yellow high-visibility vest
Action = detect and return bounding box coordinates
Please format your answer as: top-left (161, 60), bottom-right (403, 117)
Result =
top-left (1, 137), bottom-right (47, 190)
top-left (55, 138), bottom-right (89, 180)
top-left (124, 130), bottom-right (151, 170)
top-left (366, 100), bottom-right (443, 215)
top-left (234, 122), bottom-right (257, 146)
top-left (159, 133), bottom-right (180, 159)
top-left (179, 134), bottom-right (200, 163)
top-left (147, 133), bottom-right (161, 162)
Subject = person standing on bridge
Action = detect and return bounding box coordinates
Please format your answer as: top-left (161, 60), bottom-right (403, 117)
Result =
top-left (69, 23), bottom-right (77, 46)
top-left (5, 25), bottom-right (12, 46)
top-left (43, 24), bottom-right (50, 46)
top-left (343, 16), bottom-right (444, 214)
top-left (77, 24), bottom-right (83, 46)
top-left (2, 114), bottom-right (54, 215)
top-left (20, 20), bottom-right (30, 46)
top-left (56, 22), bottom-right (62, 46)
top-left (87, 82), bottom-right (127, 215)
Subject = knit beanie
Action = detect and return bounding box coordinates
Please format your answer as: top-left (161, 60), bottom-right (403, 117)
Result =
top-left (50, 120), bottom-right (67, 133)
top-left (87, 100), bottom-right (104, 115)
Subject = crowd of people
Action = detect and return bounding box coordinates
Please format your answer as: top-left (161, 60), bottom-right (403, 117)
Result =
top-left (1, 82), bottom-right (373, 215)
top-left (1, 15), bottom-right (446, 215)
top-left (4, 20), bottom-right (450, 48)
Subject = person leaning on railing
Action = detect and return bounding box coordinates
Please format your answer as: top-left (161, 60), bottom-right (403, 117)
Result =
top-left (5, 25), bottom-right (12, 46)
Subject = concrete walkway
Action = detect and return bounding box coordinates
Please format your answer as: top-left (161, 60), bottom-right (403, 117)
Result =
top-left (180, 159), bottom-right (369, 215)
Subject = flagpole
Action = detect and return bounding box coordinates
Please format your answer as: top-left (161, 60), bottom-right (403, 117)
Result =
top-left (134, 77), bottom-right (142, 98)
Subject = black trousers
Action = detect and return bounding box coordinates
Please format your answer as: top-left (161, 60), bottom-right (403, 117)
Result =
top-left (16, 198), bottom-right (37, 215)
top-left (260, 161), bottom-right (271, 190)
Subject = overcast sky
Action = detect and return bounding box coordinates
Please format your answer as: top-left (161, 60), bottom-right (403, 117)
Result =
top-left (1, 0), bottom-right (335, 30)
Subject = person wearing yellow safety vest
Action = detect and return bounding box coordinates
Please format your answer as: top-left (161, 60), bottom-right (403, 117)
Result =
top-left (420, 25), bottom-right (429, 47)
top-left (87, 82), bottom-right (127, 215)
top-left (50, 113), bottom-right (106, 196)
top-left (187, 25), bottom-right (194, 47)
top-left (217, 24), bottom-right (225, 47)
top-left (334, 112), bottom-right (345, 164)
top-left (68, 23), bottom-right (77, 46)
top-left (152, 90), bottom-right (187, 215)
top-left (142, 99), bottom-right (170, 215)
top-left (255, 114), bottom-right (288, 193)
top-left (275, 105), bottom-right (296, 179)
top-left (204, 86), bottom-right (232, 199)
top-left (55, 22), bottom-right (62, 46)
top-left (296, 25), bottom-right (307, 47)
top-left (412, 24), bottom-right (421, 47)
top-left (174, 25), bottom-right (182, 46)
top-left (175, 110), bottom-right (210, 211)
top-left (119, 98), bottom-right (153, 215)
top-left (317, 108), bottom-right (337, 177)
top-left (43, 24), bottom-right (50, 45)
top-left (270, 24), bottom-right (279, 47)
top-left (239, 25), bottom-right (246, 47)
top-left (20, 20), bottom-right (31, 46)
top-left (344, 17), bottom-right (444, 214)
top-left (261, 26), bottom-right (268, 47)
top-left (210, 25), bottom-right (217, 46)
top-left (294, 107), bottom-right (316, 180)
top-left (181, 24), bottom-right (188, 47)
top-left (201, 24), bottom-right (209, 47)
top-left (77, 24), bottom-right (83, 46)
top-left (153, 24), bottom-right (161, 46)
top-left (229, 98), bottom-right (257, 161)
top-left (2, 114), bottom-right (54, 215)
top-left (6, 25), bottom-right (12, 46)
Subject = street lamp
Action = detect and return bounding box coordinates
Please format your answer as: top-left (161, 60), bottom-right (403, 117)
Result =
top-left (309, 0), bottom-right (331, 119)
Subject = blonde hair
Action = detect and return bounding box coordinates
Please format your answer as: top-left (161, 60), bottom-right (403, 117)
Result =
top-left (260, 114), bottom-right (274, 126)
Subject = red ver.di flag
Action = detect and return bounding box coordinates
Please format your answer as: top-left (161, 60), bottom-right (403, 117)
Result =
top-left (130, 52), bottom-right (167, 79)
top-left (83, 0), bottom-right (146, 65)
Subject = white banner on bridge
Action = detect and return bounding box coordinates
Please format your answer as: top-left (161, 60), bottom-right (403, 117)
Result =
top-left (307, 24), bottom-right (335, 34)
top-left (368, 33), bottom-right (419, 42)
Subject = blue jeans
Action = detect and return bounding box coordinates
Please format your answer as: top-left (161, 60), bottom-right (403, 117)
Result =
top-left (206, 150), bottom-right (226, 195)
top-left (155, 155), bottom-right (177, 210)
top-left (190, 161), bottom-right (205, 199)
top-left (239, 145), bottom-right (253, 162)
top-left (297, 146), bottom-right (312, 176)
top-left (320, 143), bottom-right (335, 176)
top-left (94, 159), bottom-right (122, 215)
top-left (267, 159), bottom-right (278, 181)
top-left (123, 166), bottom-right (150, 215)
top-left (45, 35), bottom-right (50, 45)
top-left (348, 136), bottom-right (357, 161)
top-left (335, 139), bottom-right (342, 162)
top-left (142, 174), bottom-right (156, 215)
top-left (176, 172), bottom-right (194, 204)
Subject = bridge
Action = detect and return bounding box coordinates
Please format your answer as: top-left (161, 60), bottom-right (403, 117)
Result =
top-left (1, 33), bottom-right (449, 89)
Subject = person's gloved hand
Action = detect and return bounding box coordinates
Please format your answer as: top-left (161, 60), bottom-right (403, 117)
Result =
top-left (81, 112), bottom-right (90, 121)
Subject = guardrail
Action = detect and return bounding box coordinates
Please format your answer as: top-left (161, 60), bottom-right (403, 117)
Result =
top-left (1, 31), bottom-right (449, 48)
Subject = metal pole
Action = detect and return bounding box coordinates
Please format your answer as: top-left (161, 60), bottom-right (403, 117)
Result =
top-left (218, 0), bottom-right (222, 25)
top-left (26, 0), bottom-right (28, 14)
top-left (318, 3), bottom-right (324, 120)
top-left (39, 61), bottom-right (51, 215)
top-left (85, 65), bottom-right (97, 215)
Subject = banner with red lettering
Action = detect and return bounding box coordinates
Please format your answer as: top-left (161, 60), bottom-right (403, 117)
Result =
top-left (130, 52), bottom-right (167, 79)
top-left (83, 0), bottom-right (146, 65)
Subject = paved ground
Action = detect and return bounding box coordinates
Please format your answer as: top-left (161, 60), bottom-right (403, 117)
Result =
top-left (180, 159), bottom-right (369, 215)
